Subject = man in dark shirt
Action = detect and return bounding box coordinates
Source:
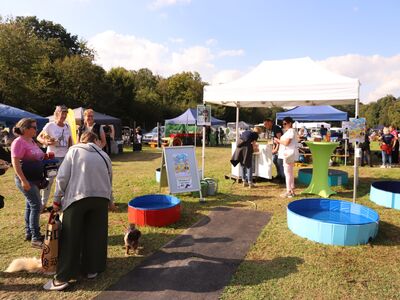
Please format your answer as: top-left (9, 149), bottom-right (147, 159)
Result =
top-left (264, 119), bottom-right (284, 182)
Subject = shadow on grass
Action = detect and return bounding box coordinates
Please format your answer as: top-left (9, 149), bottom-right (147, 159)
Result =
top-left (372, 220), bottom-right (400, 246)
top-left (110, 151), bottom-right (161, 163)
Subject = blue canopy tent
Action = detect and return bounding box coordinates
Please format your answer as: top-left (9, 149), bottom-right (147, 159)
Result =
top-left (0, 103), bottom-right (48, 130)
top-left (276, 105), bottom-right (347, 121)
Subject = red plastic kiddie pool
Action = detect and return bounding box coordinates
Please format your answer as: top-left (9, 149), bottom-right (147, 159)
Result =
top-left (128, 194), bottom-right (181, 227)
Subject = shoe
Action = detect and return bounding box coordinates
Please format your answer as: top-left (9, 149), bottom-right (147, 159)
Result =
top-left (31, 239), bottom-right (43, 249)
top-left (43, 279), bottom-right (69, 291)
top-left (380, 165), bottom-right (386, 168)
top-left (25, 234), bottom-right (32, 241)
top-left (242, 181), bottom-right (249, 187)
top-left (280, 192), bottom-right (289, 198)
top-left (248, 183), bottom-right (255, 189)
top-left (87, 273), bottom-right (98, 279)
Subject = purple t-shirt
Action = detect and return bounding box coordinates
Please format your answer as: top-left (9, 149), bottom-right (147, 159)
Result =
top-left (11, 137), bottom-right (44, 161)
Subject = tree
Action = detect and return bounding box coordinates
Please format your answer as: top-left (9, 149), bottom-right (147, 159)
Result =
top-left (14, 16), bottom-right (93, 59)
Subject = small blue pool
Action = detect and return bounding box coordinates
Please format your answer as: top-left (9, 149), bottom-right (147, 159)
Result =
top-left (370, 181), bottom-right (400, 210)
top-left (287, 199), bottom-right (379, 246)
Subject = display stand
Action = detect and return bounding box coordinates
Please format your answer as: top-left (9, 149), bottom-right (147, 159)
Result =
top-left (231, 142), bottom-right (272, 180)
top-left (301, 141), bottom-right (339, 198)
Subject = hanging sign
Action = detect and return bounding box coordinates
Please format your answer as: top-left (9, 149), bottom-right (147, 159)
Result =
top-left (347, 118), bottom-right (366, 143)
top-left (197, 105), bottom-right (211, 126)
top-left (160, 146), bottom-right (200, 194)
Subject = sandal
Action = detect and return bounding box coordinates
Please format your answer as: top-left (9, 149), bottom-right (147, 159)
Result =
top-left (43, 279), bottom-right (69, 291)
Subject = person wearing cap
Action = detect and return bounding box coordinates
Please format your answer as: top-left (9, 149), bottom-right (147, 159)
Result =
top-left (37, 105), bottom-right (73, 211)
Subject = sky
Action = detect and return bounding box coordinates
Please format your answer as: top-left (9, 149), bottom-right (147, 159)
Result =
top-left (1, 0), bottom-right (400, 103)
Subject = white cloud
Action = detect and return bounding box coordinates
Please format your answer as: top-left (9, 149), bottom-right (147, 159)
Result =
top-left (89, 31), bottom-right (216, 79)
top-left (318, 54), bottom-right (400, 103)
top-left (211, 70), bottom-right (243, 85)
top-left (205, 39), bottom-right (218, 46)
top-left (148, 0), bottom-right (191, 10)
top-left (218, 49), bottom-right (245, 57)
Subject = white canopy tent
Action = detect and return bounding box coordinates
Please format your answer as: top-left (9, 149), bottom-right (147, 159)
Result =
top-left (203, 57), bottom-right (361, 201)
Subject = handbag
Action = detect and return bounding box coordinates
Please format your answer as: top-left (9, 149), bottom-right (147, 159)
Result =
top-left (283, 148), bottom-right (296, 163)
top-left (41, 211), bottom-right (61, 274)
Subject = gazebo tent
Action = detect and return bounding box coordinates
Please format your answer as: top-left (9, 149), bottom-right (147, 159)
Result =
top-left (0, 103), bottom-right (48, 130)
top-left (165, 108), bottom-right (225, 136)
top-left (203, 57), bottom-right (360, 201)
top-left (276, 105), bottom-right (348, 121)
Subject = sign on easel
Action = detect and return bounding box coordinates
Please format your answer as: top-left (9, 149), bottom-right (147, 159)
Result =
top-left (159, 146), bottom-right (201, 194)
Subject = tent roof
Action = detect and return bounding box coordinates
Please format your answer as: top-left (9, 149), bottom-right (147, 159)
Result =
top-left (204, 57), bottom-right (360, 108)
top-left (0, 103), bottom-right (48, 129)
top-left (276, 105), bottom-right (348, 121)
top-left (48, 107), bottom-right (121, 125)
top-left (165, 108), bottom-right (226, 126)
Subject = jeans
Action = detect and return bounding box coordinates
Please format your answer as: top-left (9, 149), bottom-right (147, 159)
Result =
top-left (15, 176), bottom-right (41, 240)
top-left (41, 157), bottom-right (64, 207)
top-left (273, 154), bottom-right (285, 179)
top-left (242, 165), bottom-right (253, 183)
top-left (382, 151), bottom-right (392, 166)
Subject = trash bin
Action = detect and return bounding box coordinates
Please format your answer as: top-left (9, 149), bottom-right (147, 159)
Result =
top-left (204, 178), bottom-right (218, 196)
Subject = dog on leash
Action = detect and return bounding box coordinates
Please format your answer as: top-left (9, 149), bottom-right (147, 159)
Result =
top-left (124, 224), bottom-right (141, 256)
top-left (5, 257), bottom-right (42, 273)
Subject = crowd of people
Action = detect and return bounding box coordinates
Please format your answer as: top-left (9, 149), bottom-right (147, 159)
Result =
top-left (0, 105), bottom-right (115, 291)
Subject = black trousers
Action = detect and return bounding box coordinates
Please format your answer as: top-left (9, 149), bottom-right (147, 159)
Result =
top-left (56, 197), bottom-right (109, 281)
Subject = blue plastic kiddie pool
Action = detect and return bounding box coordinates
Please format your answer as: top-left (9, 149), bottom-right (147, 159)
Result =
top-left (370, 181), bottom-right (400, 210)
top-left (287, 199), bottom-right (379, 246)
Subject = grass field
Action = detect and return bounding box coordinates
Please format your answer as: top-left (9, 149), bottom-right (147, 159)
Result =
top-left (0, 145), bottom-right (399, 299)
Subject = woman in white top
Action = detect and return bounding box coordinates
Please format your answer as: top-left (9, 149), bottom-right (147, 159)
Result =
top-left (37, 105), bottom-right (72, 210)
top-left (274, 117), bottom-right (298, 198)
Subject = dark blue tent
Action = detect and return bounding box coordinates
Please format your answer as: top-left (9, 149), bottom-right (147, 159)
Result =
top-left (165, 108), bottom-right (226, 125)
top-left (276, 105), bottom-right (347, 121)
top-left (0, 103), bottom-right (48, 130)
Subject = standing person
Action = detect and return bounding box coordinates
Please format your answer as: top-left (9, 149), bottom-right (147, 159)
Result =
top-left (77, 109), bottom-right (106, 149)
top-left (320, 125), bottom-right (328, 140)
top-left (219, 127), bottom-right (225, 145)
top-left (275, 117), bottom-right (298, 198)
top-left (44, 131), bottom-right (115, 291)
top-left (215, 128), bottom-right (219, 146)
top-left (102, 124), bottom-right (113, 155)
top-left (360, 127), bottom-right (372, 167)
top-left (230, 127), bottom-right (262, 188)
top-left (37, 105), bottom-right (72, 211)
top-left (264, 119), bottom-right (284, 182)
top-left (389, 125), bottom-right (399, 164)
top-left (379, 127), bottom-right (394, 168)
top-left (133, 127), bottom-right (142, 151)
top-left (10, 118), bottom-right (45, 248)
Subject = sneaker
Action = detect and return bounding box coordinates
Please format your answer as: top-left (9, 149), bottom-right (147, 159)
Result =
top-left (43, 279), bottom-right (69, 291)
top-left (380, 165), bottom-right (386, 168)
top-left (249, 183), bottom-right (255, 189)
top-left (242, 181), bottom-right (249, 187)
top-left (31, 239), bottom-right (43, 249)
top-left (87, 273), bottom-right (98, 279)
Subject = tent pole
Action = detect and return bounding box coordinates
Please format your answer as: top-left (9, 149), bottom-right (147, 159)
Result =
top-left (353, 87), bottom-right (360, 203)
top-left (202, 125), bottom-right (205, 180)
top-left (235, 105), bottom-right (240, 142)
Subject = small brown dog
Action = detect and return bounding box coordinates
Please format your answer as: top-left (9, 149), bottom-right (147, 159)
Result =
top-left (124, 224), bottom-right (141, 256)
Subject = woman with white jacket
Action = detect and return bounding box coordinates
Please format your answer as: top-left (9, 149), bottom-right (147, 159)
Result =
top-left (44, 131), bottom-right (115, 291)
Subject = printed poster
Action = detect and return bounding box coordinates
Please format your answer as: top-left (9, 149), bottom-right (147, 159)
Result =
top-left (197, 105), bottom-right (211, 126)
top-left (173, 153), bottom-right (192, 190)
top-left (347, 118), bottom-right (366, 143)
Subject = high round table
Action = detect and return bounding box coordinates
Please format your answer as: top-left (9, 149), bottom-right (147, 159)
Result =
top-left (301, 141), bottom-right (339, 198)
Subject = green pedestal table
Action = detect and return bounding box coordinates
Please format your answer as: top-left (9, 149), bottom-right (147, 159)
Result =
top-left (301, 141), bottom-right (339, 198)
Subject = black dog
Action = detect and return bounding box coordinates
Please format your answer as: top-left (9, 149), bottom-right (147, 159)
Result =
top-left (124, 224), bottom-right (141, 256)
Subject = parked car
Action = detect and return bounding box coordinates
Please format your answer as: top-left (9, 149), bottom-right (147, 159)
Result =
top-left (142, 126), bottom-right (165, 144)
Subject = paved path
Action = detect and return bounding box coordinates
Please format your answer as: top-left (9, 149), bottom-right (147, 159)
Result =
top-left (96, 207), bottom-right (271, 300)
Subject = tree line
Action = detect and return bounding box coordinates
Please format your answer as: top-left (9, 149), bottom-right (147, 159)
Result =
top-left (0, 16), bottom-right (399, 129)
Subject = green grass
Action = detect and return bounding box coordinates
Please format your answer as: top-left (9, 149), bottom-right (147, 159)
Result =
top-left (1, 145), bottom-right (400, 299)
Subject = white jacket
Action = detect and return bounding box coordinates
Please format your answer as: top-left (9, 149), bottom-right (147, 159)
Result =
top-left (54, 143), bottom-right (113, 211)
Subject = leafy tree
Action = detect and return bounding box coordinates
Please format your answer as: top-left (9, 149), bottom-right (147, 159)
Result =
top-left (14, 16), bottom-right (93, 59)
